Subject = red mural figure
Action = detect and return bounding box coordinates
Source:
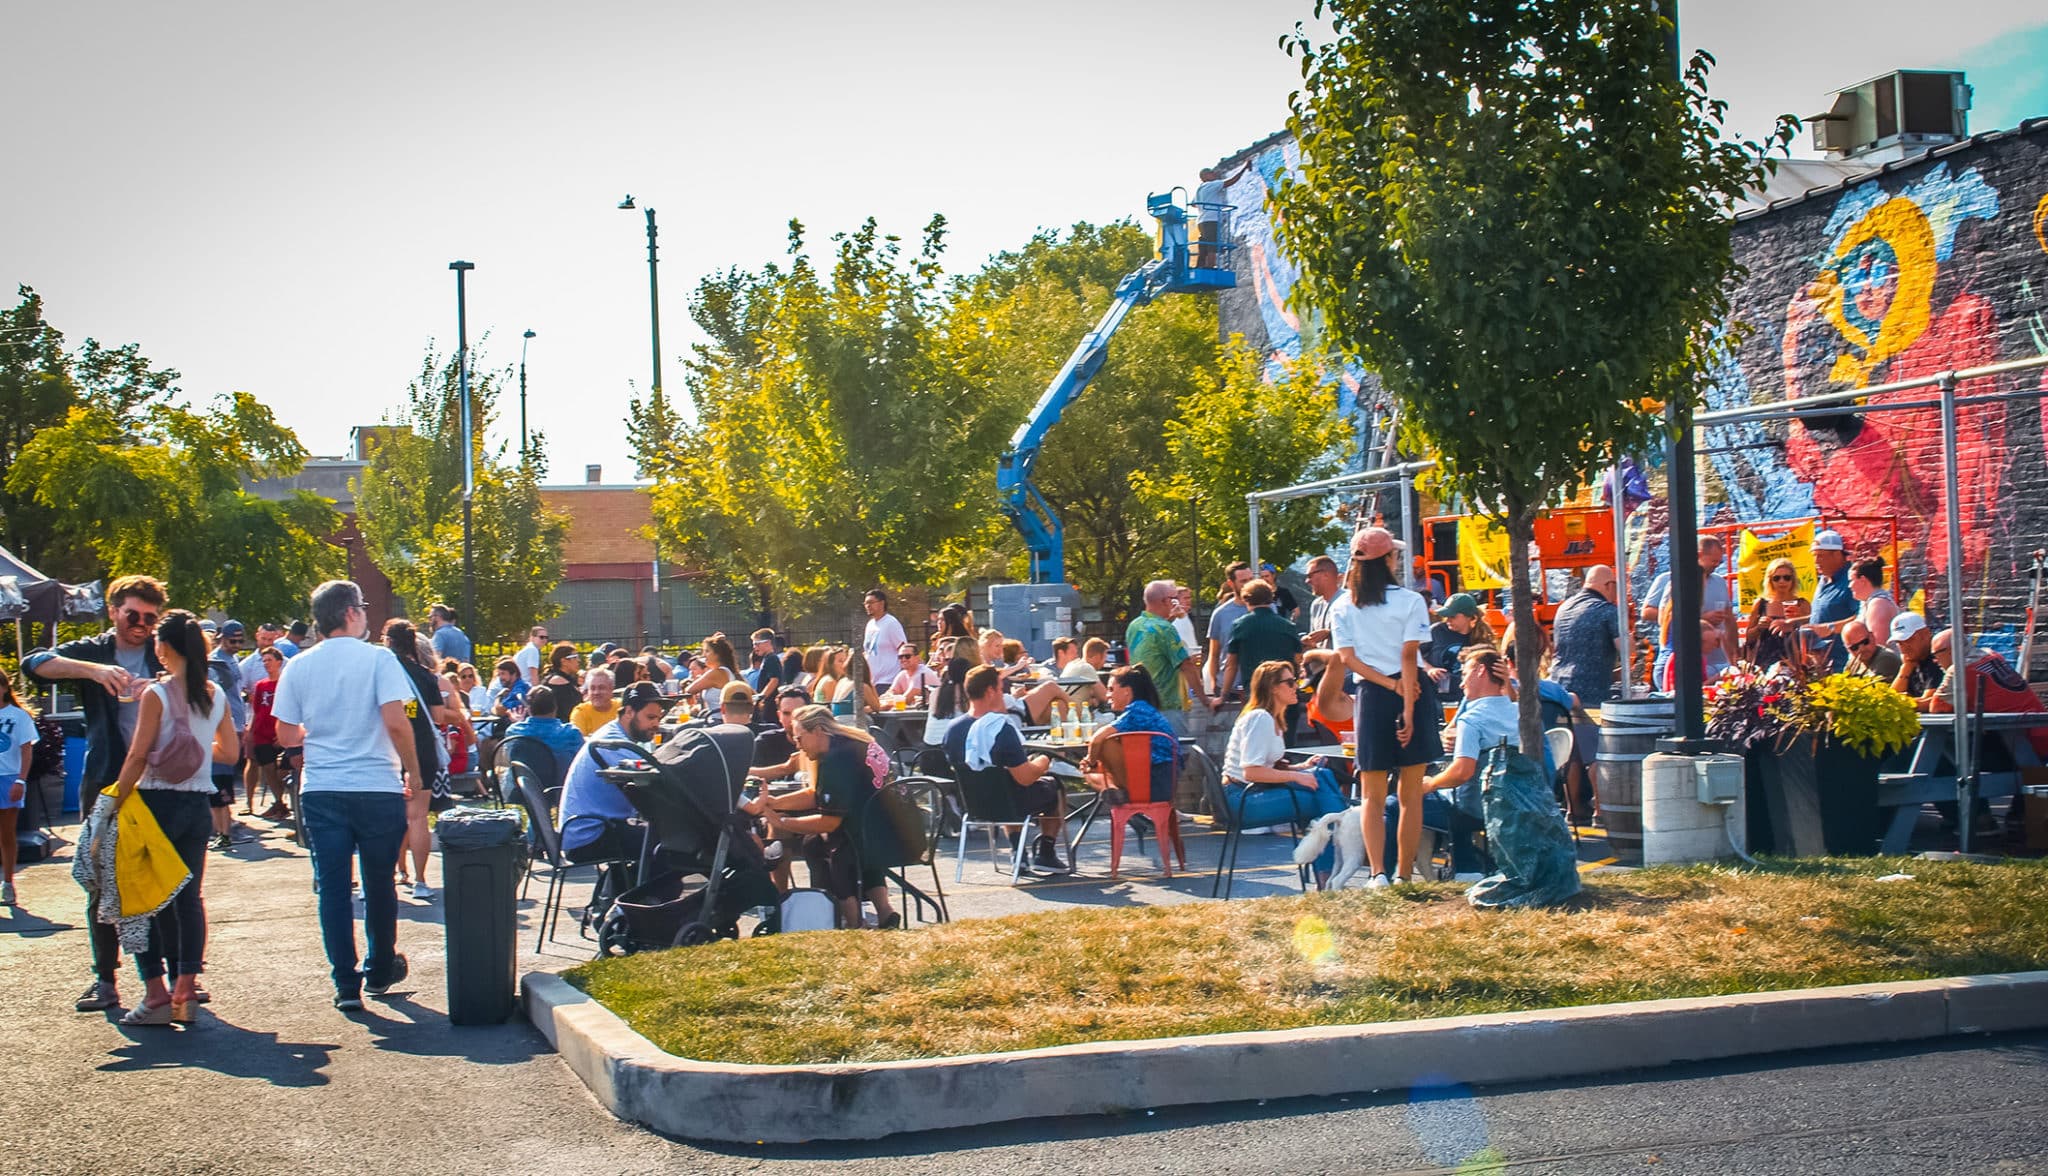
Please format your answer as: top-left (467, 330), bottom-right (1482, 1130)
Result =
top-left (1781, 197), bottom-right (2005, 586)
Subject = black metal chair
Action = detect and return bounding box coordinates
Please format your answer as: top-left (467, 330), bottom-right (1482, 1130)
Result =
top-left (1204, 768), bottom-right (1314, 900)
top-left (511, 765), bottom-right (610, 954)
top-left (856, 776), bottom-right (951, 925)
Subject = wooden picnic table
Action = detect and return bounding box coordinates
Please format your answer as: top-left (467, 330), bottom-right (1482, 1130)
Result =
top-left (1878, 711), bottom-right (2046, 854)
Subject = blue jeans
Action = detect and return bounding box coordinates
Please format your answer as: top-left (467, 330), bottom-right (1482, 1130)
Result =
top-left (301, 790), bottom-right (408, 995)
top-left (1384, 793), bottom-right (1488, 874)
top-left (1225, 769), bottom-right (1349, 876)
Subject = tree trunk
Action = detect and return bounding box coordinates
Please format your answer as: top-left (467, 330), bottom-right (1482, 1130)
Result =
top-left (1505, 508), bottom-right (1545, 758)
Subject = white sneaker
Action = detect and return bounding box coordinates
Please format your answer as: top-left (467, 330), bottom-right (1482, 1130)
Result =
top-left (1365, 874), bottom-right (1392, 890)
top-left (411, 882), bottom-right (434, 901)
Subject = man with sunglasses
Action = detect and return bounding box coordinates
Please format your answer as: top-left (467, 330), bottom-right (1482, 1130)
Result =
top-left (25, 574), bottom-right (170, 1013)
top-left (1840, 619), bottom-right (1902, 684)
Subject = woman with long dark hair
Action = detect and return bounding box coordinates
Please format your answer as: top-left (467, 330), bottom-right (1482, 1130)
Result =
top-left (541, 642), bottom-right (583, 717)
top-left (922, 657), bottom-right (973, 753)
top-left (385, 620), bottom-right (461, 900)
top-left (680, 635), bottom-right (737, 713)
top-left (1327, 527), bottom-right (1443, 886)
top-left (111, 609), bottom-right (237, 1024)
top-left (936, 604), bottom-right (982, 667)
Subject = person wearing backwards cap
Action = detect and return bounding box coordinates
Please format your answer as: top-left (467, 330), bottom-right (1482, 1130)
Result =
top-left (1423, 592), bottom-right (1493, 704)
top-left (1327, 526), bottom-right (1442, 887)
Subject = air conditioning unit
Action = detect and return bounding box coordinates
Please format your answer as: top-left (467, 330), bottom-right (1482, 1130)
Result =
top-left (1808, 70), bottom-right (1970, 161)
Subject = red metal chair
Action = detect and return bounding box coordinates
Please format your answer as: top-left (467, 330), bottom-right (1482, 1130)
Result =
top-left (1105, 731), bottom-right (1186, 879)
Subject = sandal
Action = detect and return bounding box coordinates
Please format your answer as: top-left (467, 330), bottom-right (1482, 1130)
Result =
top-left (119, 999), bottom-right (183, 1027)
top-left (875, 912), bottom-right (903, 930)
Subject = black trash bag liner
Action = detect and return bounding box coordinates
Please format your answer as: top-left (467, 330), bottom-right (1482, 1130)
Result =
top-left (436, 806), bottom-right (526, 851)
top-left (1469, 744), bottom-right (1582, 910)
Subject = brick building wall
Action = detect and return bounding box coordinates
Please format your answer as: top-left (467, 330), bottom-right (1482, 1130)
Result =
top-left (1699, 119), bottom-right (2048, 660)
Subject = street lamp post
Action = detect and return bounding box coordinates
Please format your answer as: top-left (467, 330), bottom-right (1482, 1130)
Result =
top-left (617, 195), bottom-right (662, 399)
top-left (519, 328), bottom-right (536, 459)
top-left (449, 260), bottom-right (476, 631)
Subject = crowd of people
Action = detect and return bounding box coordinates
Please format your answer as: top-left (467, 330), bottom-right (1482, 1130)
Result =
top-left (20, 527), bottom-right (2036, 1019)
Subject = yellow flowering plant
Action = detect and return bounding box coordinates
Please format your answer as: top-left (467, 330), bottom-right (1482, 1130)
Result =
top-left (1807, 672), bottom-right (1920, 759)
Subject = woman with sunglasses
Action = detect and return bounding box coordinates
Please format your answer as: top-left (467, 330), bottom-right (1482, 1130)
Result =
top-left (1220, 660), bottom-right (1349, 888)
top-left (1744, 557), bottom-right (1811, 671)
top-left (540, 641), bottom-right (583, 718)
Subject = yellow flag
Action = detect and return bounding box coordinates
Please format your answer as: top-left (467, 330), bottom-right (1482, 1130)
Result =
top-left (1736, 521), bottom-right (1817, 608)
top-left (1458, 516), bottom-right (1512, 590)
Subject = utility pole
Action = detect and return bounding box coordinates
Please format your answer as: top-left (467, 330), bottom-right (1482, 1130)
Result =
top-left (617, 196), bottom-right (662, 400)
top-left (519, 328), bottom-right (536, 459)
top-left (450, 260), bottom-right (476, 632)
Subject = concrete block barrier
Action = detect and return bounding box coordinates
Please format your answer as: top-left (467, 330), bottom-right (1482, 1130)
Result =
top-left (523, 969), bottom-right (2048, 1143)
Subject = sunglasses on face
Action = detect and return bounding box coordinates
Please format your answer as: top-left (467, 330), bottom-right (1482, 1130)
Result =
top-left (121, 609), bottom-right (160, 627)
top-left (1770, 574), bottom-right (1795, 582)
top-left (1277, 676), bottom-right (1298, 686)
top-left (1849, 638), bottom-right (1872, 651)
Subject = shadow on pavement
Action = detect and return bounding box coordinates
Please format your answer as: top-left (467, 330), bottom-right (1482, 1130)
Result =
top-left (101, 1016), bottom-right (340, 1087)
top-left (353, 994), bottom-right (553, 1064)
top-left (0, 907), bottom-right (77, 938)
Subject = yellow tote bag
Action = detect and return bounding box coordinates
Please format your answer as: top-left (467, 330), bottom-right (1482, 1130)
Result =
top-left (101, 785), bottom-right (192, 918)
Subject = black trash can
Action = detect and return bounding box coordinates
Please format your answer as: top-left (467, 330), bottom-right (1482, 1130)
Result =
top-left (436, 808), bottom-right (525, 1025)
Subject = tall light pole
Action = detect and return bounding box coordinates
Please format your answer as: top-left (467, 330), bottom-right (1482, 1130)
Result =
top-left (518, 328), bottom-right (536, 459)
top-left (616, 195), bottom-right (662, 399)
top-left (449, 260), bottom-right (476, 631)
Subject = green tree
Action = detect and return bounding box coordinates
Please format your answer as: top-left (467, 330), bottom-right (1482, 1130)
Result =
top-left (355, 347), bottom-right (569, 640)
top-left (944, 221), bottom-right (1221, 614)
top-left (1273, 0), bottom-right (1794, 749)
top-left (7, 392), bottom-right (344, 620)
top-left (1137, 338), bottom-right (1356, 577)
top-left (635, 216), bottom-right (986, 617)
top-left (0, 286), bottom-right (179, 579)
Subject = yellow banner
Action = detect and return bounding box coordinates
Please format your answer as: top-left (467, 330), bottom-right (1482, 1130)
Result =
top-left (1736, 522), bottom-right (1816, 607)
top-left (1458, 516), bottom-right (1512, 590)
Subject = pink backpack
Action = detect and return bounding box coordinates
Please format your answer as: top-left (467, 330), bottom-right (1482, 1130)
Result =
top-left (145, 681), bottom-right (210, 783)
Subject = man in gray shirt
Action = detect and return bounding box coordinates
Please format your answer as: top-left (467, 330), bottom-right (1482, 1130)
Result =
top-left (1204, 561), bottom-right (1254, 694)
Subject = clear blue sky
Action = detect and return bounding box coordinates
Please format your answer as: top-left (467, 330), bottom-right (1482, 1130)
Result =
top-left (6, 0), bottom-right (2044, 487)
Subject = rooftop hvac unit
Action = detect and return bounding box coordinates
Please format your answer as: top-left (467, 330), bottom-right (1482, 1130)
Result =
top-left (1808, 70), bottom-right (1970, 161)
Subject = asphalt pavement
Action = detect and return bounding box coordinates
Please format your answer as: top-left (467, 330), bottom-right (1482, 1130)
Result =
top-left (4, 809), bottom-right (2044, 1175)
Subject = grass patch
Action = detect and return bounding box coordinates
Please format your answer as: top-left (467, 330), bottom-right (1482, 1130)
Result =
top-left (565, 856), bottom-right (2048, 1066)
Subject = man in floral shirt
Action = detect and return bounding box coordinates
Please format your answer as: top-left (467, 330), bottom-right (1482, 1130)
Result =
top-left (1126, 579), bottom-right (1212, 733)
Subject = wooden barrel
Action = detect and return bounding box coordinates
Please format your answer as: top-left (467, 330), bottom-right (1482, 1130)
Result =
top-left (1593, 699), bottom-right (1673, 865)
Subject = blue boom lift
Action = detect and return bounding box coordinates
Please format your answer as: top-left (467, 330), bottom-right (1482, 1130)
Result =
top-left (996, 190), bottom-right (1236, 585)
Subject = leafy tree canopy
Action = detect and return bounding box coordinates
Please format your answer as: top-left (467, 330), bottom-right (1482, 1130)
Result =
top-left (1274, 0), bottom-right (1795, 747)
top-left (355, 346), bottom-right (569, 641)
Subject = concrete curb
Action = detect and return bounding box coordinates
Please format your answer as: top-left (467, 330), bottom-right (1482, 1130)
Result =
top-left (522, 970), bottom-right (2048, 1143)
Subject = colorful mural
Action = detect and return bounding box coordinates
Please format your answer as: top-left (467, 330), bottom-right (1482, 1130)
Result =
top-left (1703, 127), bottom-right (2048, 654)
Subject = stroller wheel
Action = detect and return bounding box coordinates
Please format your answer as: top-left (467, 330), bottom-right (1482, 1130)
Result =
top-left (596, 907), bottom-right (631, 956)
top-left (674, 922), bottom-right (717, 947)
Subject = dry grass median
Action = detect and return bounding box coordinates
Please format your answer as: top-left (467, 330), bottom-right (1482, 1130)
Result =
top-left (565, 856), bottom-right (2048, 1066)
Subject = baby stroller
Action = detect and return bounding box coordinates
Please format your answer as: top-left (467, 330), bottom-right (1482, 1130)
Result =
top-left (591, 727), bottom-right (810, 954)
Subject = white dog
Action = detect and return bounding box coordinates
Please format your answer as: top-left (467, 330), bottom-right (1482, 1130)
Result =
top-left (1292, 807), bottom-right (1437, 888)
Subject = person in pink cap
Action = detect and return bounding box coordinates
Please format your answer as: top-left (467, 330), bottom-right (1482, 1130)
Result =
top-left (1326, 526), bottom-right (1442, 887)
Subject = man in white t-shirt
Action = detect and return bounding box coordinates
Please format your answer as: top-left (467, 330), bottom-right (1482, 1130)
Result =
top-left (513, 626), bottom-right (549, 685)
top-left (271, 579), bottom-right (424, 1012)
top-left (1053, 636), bottom-right (1110, 708)
top-left (862, 590), bottom-right (908, 684)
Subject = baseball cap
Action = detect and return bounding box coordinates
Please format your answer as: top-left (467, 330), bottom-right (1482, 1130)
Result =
top-left (620, 681), bottom-right (664, 708)
top-left (1439, 593), bottom-right (1482, 620)
top-left (1351, 526), bottom-right (1405, 561)
top-left (199, 619), bottom-right (219, 634)
top-left (1813, 530), bottom-right (1845, 552)
top-left (220, 619), bottom-right (245, 637)
top-left (1890, 612), bottom-right (1928, 640)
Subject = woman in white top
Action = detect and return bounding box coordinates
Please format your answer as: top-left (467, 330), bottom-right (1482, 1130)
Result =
top-left (111, 609), bottom-right (238, 1025)
top-left (679, 635), bottom-right (737, 712)
top-left (1221, 660), bottom-right (1349, 887)
top-left (1327, 526), bottom-right (1444, 887)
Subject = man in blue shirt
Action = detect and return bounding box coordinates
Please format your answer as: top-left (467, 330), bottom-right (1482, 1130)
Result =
top-left (1385, 646), bottom-right (1541, 880)
top-left (428, 604), bottom-right (472, 666)
top-left (1807, 530), bottom-right (1856, 671)
top-left (557, 682), bottom-right (664, 866)
top-left (502, 688), bottom-right (584, 775)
